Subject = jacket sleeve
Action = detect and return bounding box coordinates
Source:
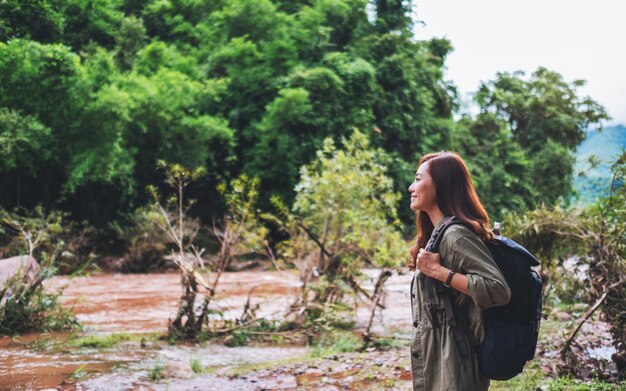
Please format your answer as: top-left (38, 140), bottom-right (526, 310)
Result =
top-left (444, 234), bottom-right (511, 310)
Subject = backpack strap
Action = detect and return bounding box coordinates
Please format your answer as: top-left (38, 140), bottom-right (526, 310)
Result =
top-left (422, 216), bottom-right (459, 328)
top-left (424, 216), bottom-right (480, 354)
top-left (424, 216), bottom-right (461, 253)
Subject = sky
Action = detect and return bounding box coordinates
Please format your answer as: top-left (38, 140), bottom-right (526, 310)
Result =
top-left (413, 0), bottom-right (626, 126)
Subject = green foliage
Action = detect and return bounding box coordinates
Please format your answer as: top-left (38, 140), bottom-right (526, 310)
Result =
top-left (490, 364), bottom-right (543, 390)
top-left (0, 108), bottom-right (52, 178)
top-left (0, 39), bottom-right (86, 144)
top-left (265, 131), bottom-right (405, 328)
top-left (475, 68), bottom-right (609, 205)
top-left (62, 0), bottom-right (125, 50)
top-left (476, 68), bottom-right (609, 151)
top-left (114, 15), bottom-right (147, 70)
top-left (306, 300), bottom-right (357, 332)
top-left (68, 364), bottom-right (88, 380)
top-left (293, 130), bottom-right (405, 270)
top-left (224, 329), bottom-right (251, 347)
top-left (356, 34), bottom-right (454, 162)
top-left (70, 332), bottom-right (134, 348)
top-left (0, 286), bottom-right (78, 335)
top-left (190, 357), bottom-right (203, 373)
top-left (217, 174), bottom-right (271, 259)
top-left (114, 208), bottom-right (169, 273)
top-left (310, 330), bottom-right (362, 357)
top-left (0, 208), bottom-right (79, 335)
top-left (0, 0), bottom-right (65, 42)
top-left (452, 113), bottom-right (535, 219)
top-left (541, 377), bottom-right (626, 391)
top-left (503, 152), bottom-right (626, 377)
top-left (374, 0), bottom-right (413, 33)
top-left (0, 0), bottom-right (609, 272)
top-left (148, 360), bottom-right (165, 381)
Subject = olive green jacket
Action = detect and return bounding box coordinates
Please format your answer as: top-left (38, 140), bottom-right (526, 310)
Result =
top-left (410, 221), bottom-right (511, 391)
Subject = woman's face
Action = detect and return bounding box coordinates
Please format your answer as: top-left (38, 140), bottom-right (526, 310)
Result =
top-left (408, 161), bottom-right (437, 212)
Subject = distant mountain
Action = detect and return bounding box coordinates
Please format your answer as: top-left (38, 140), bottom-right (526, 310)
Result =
top-left (573, 125), bottom-right (626, 204)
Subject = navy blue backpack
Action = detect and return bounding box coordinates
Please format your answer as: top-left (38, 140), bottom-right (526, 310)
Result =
top-left (428, 217), bottom-right (543, 380)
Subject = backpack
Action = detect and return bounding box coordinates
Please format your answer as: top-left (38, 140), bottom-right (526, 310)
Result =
top-left (426, 216), bottom-right (543, 381)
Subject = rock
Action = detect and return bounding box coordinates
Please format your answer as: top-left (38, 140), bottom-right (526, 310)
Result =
top-left (0, 255), bottom-right (40, 301)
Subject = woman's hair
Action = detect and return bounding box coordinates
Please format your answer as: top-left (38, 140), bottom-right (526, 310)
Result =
top-left (408, 151), bottom-right (492, 269)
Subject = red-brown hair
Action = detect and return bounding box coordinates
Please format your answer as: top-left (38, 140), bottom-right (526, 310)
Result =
top-left (408, 151), bottom-right (492, 269)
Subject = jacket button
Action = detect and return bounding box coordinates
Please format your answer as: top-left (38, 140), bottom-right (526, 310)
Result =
top-left (413, 321), bottom-right (418, 327)
top-left (412, 352), bottom-right (419, 359)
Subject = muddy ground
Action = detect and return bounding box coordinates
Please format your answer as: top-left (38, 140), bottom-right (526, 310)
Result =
top-left (0, 270), bottom-right (619, 390)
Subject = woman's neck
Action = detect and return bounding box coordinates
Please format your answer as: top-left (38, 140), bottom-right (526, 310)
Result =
top-left (426, 208), bottom-right (445, 228)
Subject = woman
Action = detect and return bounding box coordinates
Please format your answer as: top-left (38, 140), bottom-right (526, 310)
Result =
top-left (408, 151), bottom-right (511, 390)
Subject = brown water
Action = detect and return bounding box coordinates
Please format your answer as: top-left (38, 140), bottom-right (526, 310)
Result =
top-left (0, 269), bottom-right (413, 390)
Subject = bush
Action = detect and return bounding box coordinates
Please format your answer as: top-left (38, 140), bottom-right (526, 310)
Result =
top-left (114, 208), bottom-right (171, 273)
top-left (0, 208), bottom-right (79, 334)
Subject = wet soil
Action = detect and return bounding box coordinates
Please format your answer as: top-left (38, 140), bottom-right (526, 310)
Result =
top-left (1, 270), bottom-right (618, 390)
top-left (1, 269), bottom-right (414, 390)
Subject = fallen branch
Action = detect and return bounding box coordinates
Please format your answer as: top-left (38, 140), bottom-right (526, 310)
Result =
top-left (362, 269), bottom-right (392, 347)
top-left (215, 317), bottom-right (264, 335)
top-left (239, 286), bottom-right (258, 323)
top-left (561, 278), bottom-right (624, 356)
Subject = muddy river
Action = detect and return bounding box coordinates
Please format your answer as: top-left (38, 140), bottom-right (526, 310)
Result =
top-left (0, 269), bottom-right (413, 390)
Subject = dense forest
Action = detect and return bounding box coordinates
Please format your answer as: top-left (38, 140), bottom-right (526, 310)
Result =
top-left (0, 0), bottom-right (608, 236)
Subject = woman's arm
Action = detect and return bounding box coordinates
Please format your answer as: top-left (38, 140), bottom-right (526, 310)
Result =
top-left (416, 248), bottom-right (469, 296)
top-left (416, 234), bottom-right (511, 309)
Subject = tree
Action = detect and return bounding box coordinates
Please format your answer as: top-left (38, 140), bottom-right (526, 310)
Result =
top-left (475, 68), bottom-right (609, 204)
top-left (0, 0), bottom-right (65, 43)
top-left (148, 163), bottom-right (270, 340)
top-left (374, 0), bottom-right (413, 33)
top-left (451, 113), bottom-right (535, 219)
top-left (269, 131), bottom-right (405, 328)
top-left (61, 0), bottom-right (124, 51)
top-left (0, 40), bottom-right (87, 211)
top-left (114, 15), bottom-right (147, 70)
top-left (0, 109), bottom-right (53, 208)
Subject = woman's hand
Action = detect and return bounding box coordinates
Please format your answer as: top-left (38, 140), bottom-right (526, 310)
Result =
top-left (416, 248), bottom-right (470, 295)
top-left (416, 248), bottom-right (444, 278)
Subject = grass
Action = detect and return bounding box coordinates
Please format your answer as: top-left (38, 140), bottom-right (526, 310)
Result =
top-left (226, 331), bottom-right (363, 377)
top-left (368, 335), bottom-right (410, 350)
top-left (69, 332), bottom-right (158, 348)
top-left (225, 355), bottom-right (308, 377)
top-left (310, 331), bottom-right (362, 357)
top-left (149, 360), bottom-right (165, 381)
top-left (67, 364), bottom-right (88, 380)
top-left (541, 377), bottom-right (626, 391)
top-left (190, 357), bottom-right (203, 374)
top-left (490, 364), bottom-right (626, 391)
top-left (490, 364), bottom-right (543, 390)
